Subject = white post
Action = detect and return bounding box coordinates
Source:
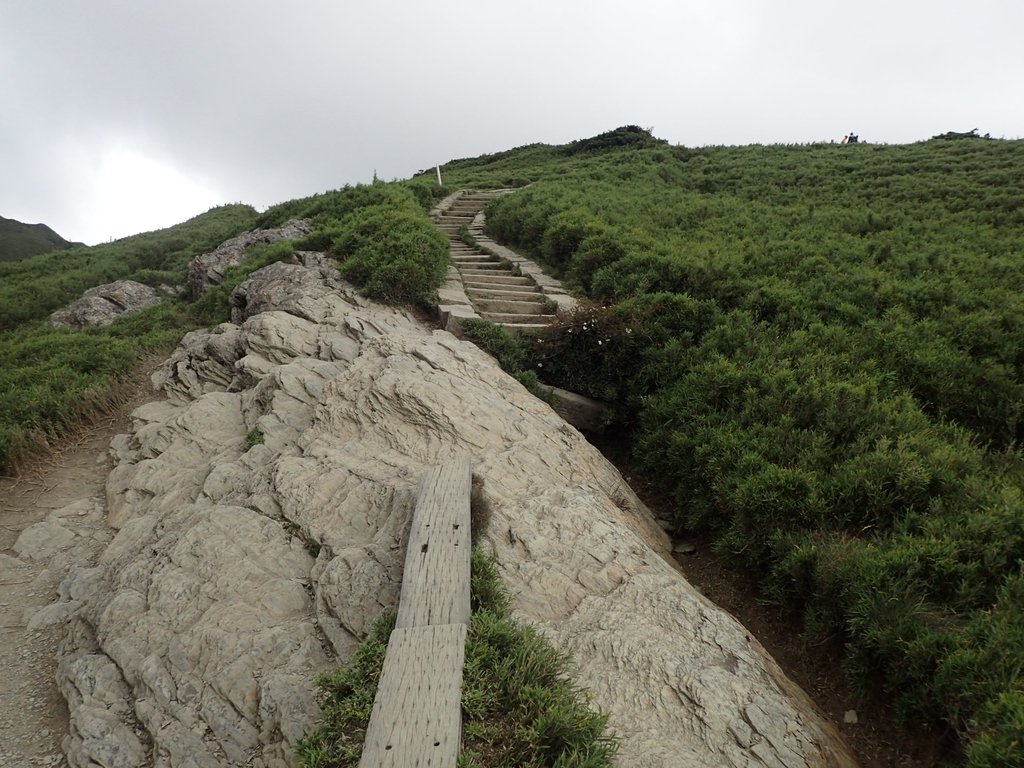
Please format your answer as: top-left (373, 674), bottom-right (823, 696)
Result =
top-left (436, 164), bottom-right (443, 186)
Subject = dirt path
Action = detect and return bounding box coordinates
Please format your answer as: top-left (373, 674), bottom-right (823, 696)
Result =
top-left (0, 366), bottom-right (160, 768)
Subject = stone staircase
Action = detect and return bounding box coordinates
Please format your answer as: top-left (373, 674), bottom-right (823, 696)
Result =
top-left (431, 190), bottom-right (575, 336)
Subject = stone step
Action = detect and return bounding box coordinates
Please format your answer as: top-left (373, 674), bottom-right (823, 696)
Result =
top-left (453, 260), bottom-right (507, 270)
top-left (498, 322), bottom-right (549, 337)
top-left (480, 311), bottom-right (555, 324)
top-left (466, 286), bottom-right (544, 300)
top-left (475, 298), bottom-right (549, 314)
top-left (458, 273), bottom-right (533, 286)
top-left (462, 276), bottom-right (534, 288)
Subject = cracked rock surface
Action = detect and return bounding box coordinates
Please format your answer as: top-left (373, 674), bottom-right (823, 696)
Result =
top-left (187, 219), bottom-right (313, 298)
top-left (52, 259), bottom-right (857, 767)
top-left (50, 280), bottom-right (162, 330)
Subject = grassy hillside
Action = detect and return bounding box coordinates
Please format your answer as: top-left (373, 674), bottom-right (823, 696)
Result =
top-left (0, 214), bottom-right (83, 262)
top-left (0, 183), bottom-right (451, 474)
top-left (0, 204), bottom-right (260, 468)
top-left (421, 127), bottom-right (1024, 767)
top-left (0, 204), bottom-right (258, 330)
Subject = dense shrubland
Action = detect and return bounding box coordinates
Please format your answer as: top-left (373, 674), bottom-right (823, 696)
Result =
top-left (425, 128), bottom-right (1024, 766)
top-left (5, 124), bottom-right (1022, 762)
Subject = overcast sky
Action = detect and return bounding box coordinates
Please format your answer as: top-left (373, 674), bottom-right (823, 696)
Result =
top-left (2, 0), bottom-right (1021, 245)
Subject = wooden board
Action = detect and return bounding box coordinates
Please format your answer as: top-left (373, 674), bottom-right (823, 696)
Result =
top-left (358, 623), bottom-right (467, 768)
top-left (396, 458), bottom-right (472, 629)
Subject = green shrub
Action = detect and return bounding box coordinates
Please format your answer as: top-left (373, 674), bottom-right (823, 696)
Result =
top-left (332, 205), bottom-right (449, 305)
top-left (460, 319), bottom-right (533, 372)
top-left (540, 208), bottom-right (604, 272)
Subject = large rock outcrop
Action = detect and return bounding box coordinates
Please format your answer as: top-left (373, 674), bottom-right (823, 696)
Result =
top-left (187, 219), bottom-right (313, 298)
top-left (53, 259), bottom-right (857, 767)
top-left (50, 280), bottom-right (161, 330)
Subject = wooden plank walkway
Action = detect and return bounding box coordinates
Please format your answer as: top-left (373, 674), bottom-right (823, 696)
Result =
top-left (396, 458), bottom-right (472, 629)
top-left (359, 457), bottom-right (472, 768)
top-left (358, 624), bottom-right (467, 768)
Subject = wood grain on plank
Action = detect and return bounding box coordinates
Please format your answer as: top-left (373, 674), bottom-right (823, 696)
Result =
top-left (396, 457), bottom-right (472, 629)
top-left (358, 623), bottom-right (467, 768)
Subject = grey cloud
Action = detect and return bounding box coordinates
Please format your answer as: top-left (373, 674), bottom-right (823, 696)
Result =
top-left (1, 0), bottom-right (1021, 242)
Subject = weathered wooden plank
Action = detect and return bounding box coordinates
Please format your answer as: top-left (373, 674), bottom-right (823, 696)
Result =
top-left (396, 458), bottom-right (472, 629)
top-left (358, 624), bottom-right (467, 768)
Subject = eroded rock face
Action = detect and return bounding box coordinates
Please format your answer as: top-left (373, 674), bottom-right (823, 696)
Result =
top-left (55, 259), bottom-right (858, 767)
top-left (50, 280), bottom-right (161, 330)
top-left (187, 219), bottom-right (313, 298)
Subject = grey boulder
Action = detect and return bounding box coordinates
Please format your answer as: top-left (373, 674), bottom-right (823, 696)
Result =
top-left (50, 280), bottom-right (161, 330)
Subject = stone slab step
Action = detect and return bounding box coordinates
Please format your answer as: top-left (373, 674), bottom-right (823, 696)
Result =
top-left (481, 311), bottom-right (555, 324)
top-left (466, 286), bottom-right (543, 300)
top-left (498, 322), bottom-right (549, 336)
top-left (475, 298), bottom-right (549, 314)
top-left (453, 261), bottom-right (507, 270)
top-left (458, 270), bottom-right (532, 283)
top-left (462, 275), bottom-right (534, 287)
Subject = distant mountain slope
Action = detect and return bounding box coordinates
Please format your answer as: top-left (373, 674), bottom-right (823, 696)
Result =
top-left (0, 214), bottom-right (83, 261)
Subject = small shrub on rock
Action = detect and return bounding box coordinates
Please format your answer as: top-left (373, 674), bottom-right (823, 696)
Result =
top-left (331, 204), bottom-right (449, 306)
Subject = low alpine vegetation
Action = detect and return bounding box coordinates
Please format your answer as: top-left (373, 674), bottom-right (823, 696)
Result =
top-left (260, 182), bottom-right (450, 306)
top-left (423, 129), bottom-right (1024, 766)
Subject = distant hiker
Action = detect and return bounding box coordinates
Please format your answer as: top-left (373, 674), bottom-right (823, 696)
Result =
top-left (841, 134), bottom-right (849, 144)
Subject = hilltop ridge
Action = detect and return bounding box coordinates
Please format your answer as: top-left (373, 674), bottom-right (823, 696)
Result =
top-left (0, 214), bottom-right (83, 261)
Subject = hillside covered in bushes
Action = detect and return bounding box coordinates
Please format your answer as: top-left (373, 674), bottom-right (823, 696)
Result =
top-left (0, 183), bottom-right (447, 472)
top-left (421, 127), bottom-right (1024, 767)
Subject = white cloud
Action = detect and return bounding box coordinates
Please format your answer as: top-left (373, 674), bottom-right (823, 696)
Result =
top-left (86, 145), bottom-right (223, 244)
